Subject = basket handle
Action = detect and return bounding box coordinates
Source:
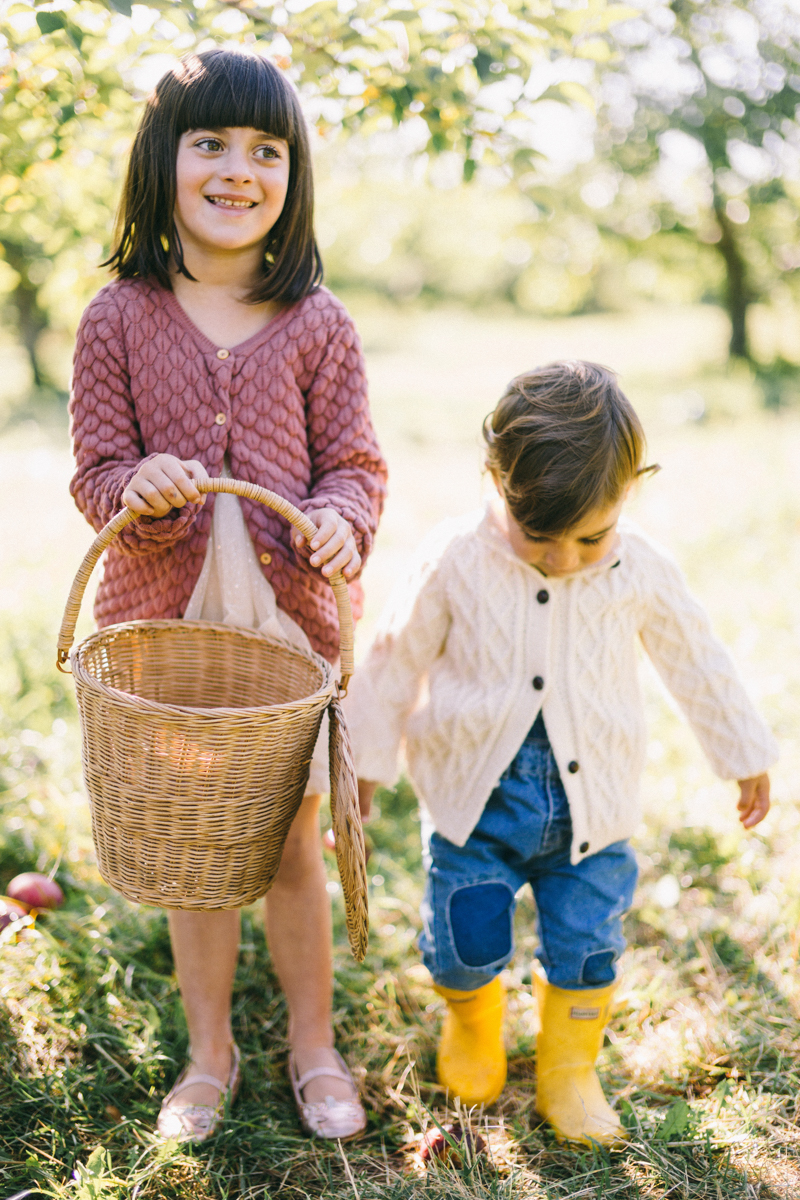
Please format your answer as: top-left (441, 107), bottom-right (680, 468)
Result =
top-left (56, 477), bottom-right (354, 691)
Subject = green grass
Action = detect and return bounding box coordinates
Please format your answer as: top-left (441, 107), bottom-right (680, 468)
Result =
top-left (3, 648), bottom-right (797, 1200)
top-left (3, 303), bottom-right (800, 1197)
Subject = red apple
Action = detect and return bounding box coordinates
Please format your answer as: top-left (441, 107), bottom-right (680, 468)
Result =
top-left (7, 873), bottom-right (64, 910)
top-left (322, 828), bottom-right (372, 863)
top-left (420, 1123), bottom-right (487, 1166)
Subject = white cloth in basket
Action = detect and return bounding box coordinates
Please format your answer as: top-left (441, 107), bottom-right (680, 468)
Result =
top-left (185, 461), bottom-right (329, 795)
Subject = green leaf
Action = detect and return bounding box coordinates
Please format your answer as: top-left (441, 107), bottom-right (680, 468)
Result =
top-left (657, 1098), bottom-right (691, 1141)
top-left (557, 80), bottom-right (596, 111)
top-left (108, 0), bottom-right (133, 14)
top-left (713, 1078), bottom-right (731, 1112)
top-left (73, 1146), bottom-right (120, 1199)
top-left (575, 37), bottom-right (613, 63)
top-left (36, 11), bottom-right (66, 34)
top-left (560, 2), bottom-right (641, 36)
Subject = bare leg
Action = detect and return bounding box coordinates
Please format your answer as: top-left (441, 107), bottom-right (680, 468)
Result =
top-left (265, 793), bottom-right (355, 1104)
top-left (166, 908), bottom-right (239, 1106)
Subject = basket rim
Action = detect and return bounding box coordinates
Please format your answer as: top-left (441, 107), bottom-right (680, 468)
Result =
top-left (71, 618), bottom-right (335, 721)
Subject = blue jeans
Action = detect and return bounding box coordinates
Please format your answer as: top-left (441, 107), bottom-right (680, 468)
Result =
top-left (419, 713), bottom-right (638, 992)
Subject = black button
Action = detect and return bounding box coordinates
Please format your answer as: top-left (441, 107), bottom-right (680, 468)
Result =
top-left (532, 676), bottom-right (544, 691)
top-left (579, 841), bottom-right (589, 854)
top-left (568, 760), bottom-right (579, 774)
top-left (537, 589), bottom-right (549, 604)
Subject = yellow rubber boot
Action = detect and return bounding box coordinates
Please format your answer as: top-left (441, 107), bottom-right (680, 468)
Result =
top-left (433, 977), bottom-right (507, 1106)
top-left (534, 974), bottom-right (625, 1147)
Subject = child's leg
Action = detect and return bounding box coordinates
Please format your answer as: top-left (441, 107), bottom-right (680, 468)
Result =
top-left (165, 794), bottom-right (353, 1110)
top-left (166, 908), bottom-right (241, 1107)
top-left (420, 828), bottom-right (524, 1105)
top-left (530, 840), bottom-right (638, 1145)
top-left (532, 837), bottom-right (637, 989)
top-left (265, 792), bottom-right (355, 1105)
top-left (420, 850), bottom-right (519, 992)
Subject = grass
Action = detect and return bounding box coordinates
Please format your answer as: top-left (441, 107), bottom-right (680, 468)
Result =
top-left (2, 301), bottom-right (800, 1197)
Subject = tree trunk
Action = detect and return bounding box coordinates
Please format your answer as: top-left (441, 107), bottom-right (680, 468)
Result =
top-left (712, 196), bottom-right (750, 360)
top-left (2, 242), bottom-right (48, 388)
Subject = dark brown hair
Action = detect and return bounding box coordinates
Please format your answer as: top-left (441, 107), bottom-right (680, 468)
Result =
top-left (483, 361), bottom-right (656, 536)
top-left (105, 48), bottom-right (322, 304)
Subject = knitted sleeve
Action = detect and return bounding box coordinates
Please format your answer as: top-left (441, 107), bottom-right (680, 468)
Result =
top-left (344, 532), bottom-right (453, 785)
top-left (295, 308), bottom-right (387, 574)
top-left (638, 545), bottom-right (778, 780)
top-left (69, 289), bottom-right (201, 555)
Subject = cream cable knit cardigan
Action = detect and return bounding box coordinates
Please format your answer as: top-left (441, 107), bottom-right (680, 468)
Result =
top-left (345, 507), bottom-right (778, 864)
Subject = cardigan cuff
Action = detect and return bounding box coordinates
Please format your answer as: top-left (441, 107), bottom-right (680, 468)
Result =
top-left (119, 456), bottom-right (202, 548)
top-left (293, 499), bottom-right (373, 579)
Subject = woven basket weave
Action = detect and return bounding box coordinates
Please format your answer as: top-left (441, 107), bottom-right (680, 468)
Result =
top-left (57, 478), bottom-right (369, 961)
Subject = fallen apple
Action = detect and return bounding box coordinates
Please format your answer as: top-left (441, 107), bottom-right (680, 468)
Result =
top-left (0, 895), bottom-right (30, 931)
top-left (7, 872), bottom-right (64, 910)
top-left (420, 1123), bottom-right (487, 1166)
top-left (322, 828), bottom-right (372, 863)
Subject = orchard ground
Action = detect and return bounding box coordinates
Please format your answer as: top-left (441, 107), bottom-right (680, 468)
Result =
top-left (2, 300), bottom-right (800, 1199)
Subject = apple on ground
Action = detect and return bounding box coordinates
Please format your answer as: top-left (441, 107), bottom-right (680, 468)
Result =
top-left (6, 872), bottom-right (65, 910)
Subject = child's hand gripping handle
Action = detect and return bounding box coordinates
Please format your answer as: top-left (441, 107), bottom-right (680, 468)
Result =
top-left (56, 477), bottom-right (355, 691)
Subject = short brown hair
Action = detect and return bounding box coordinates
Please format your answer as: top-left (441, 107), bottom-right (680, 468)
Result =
top-left (105, 48), bottom-right (322, 305)
top-left (483, 361), bottom-right (653, 536)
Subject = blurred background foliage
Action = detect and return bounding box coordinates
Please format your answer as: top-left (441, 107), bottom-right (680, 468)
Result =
top-left (2, 0), bottom-right (800, 408)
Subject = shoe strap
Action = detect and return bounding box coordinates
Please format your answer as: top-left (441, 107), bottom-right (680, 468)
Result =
top-left (295, 1064), bottom-right (353, 1093)
top-left (170, 1072), bottom-right (227, 1099)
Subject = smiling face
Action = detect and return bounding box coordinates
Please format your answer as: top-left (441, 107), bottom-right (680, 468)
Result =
top-left (501, 493), bottom-right (627, 576)
top-left (173, 126), bottom-right (291, 259)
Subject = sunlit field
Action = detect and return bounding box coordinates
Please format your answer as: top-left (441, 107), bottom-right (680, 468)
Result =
top-left (2, 301), bottom-right (800, 1198)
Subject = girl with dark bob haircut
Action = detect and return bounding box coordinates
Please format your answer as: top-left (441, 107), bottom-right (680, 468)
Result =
top-left (107, 48), bottom-right (322, 303)
top-left (70, 46), bottom-right (387, 1147)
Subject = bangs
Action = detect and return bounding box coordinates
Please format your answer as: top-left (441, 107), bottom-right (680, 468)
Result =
top-left (107, 47), bottom-right (322, 304)
top-left (162, 50), bottom-right (299, 143)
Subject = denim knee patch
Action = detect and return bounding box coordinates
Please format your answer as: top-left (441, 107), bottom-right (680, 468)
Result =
top-left (449, 882), bottom-right (514, 968)
top-left (532, 838), bottom-right (638, 990)
top-left (581, 949), bottom-right (617, 987)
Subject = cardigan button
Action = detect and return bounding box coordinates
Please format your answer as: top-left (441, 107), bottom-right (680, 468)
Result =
top-left (532, 676), bottom-right (544, 691)
top-left (260, 552), bottom-right (272, 565)
top-left (579, 841), bottom-right (589, 854)
top-left (216, 348), bottom-right (230, 359)
top-left (568, 760), bottom-right (579, 774)
top-left (215, 412), bottom-right (227, 425)
top-left (537, 589), bottom-right (549, 604)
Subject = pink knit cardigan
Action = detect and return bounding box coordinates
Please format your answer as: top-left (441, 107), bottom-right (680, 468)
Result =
top-left (69, 278), bottom-right (387, 663)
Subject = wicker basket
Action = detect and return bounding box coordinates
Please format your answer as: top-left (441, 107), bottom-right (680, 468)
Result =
top-left (57, 478), bottom-right (368, 961)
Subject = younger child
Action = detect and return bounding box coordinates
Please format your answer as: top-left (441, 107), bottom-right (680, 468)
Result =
top-left (349, 362), bottom-right (776, 1146)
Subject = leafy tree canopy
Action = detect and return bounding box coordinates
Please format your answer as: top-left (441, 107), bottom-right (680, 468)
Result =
top-left (4, 0), bottom-right (799, 382)
top-left (0, 0), bottom-right (634, 382)
top-left (588, 0), bottom-right (800, 356)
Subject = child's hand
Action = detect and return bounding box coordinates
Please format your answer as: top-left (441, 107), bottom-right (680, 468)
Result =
top-left (358, 779), bottom-right (377, 821)
top-left (296, 508), bottom-right (361, 579)
top-left (737, 772), bottom-right (770, 828)
top-left (123, 455), bottom-right (208, 517)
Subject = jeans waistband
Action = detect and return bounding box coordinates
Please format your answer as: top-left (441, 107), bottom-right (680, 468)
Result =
top-left (524, 709), bottom-right (549, 745)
